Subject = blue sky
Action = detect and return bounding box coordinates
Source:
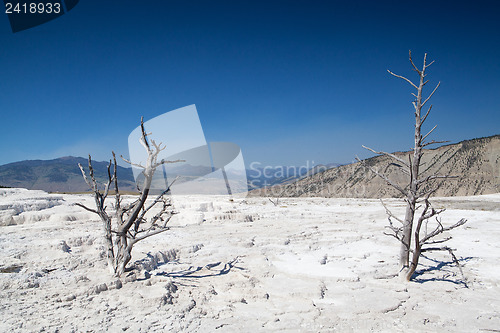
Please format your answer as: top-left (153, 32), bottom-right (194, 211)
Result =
top-left (0, 0), bottom-right (499, 168)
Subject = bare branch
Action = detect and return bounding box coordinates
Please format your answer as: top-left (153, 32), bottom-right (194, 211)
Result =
top-left (140, 116), bottom-right (151, 151)
top-left (421, 104), bottom-right (433, 124)
top-left (153, 158), bottom-right (185, 169)
top-left (355, 156), bottom-right (407, 196)
top-left (380, 199), bottom-right (404, 224)
top-left (362, 145), bottom-right (410, 168)
top-left (420, 218), bottom-right (466, 245)
top-left (387, 70), bottom-right (418, 89)
top-left (269, 197), bottom-right (279, 206)
top-left (136, 177), bottom-right (179, 224)
top-left (120, 155), bottom-right (145, 169)
top-left (417, 184), bottom-right (441, 198)
top-left (423, 236), bottom-right (452, 245)
top-left (422, 82), bottom-right (441, 107)
top-left (102, 159), bottom-right (114, 199)
top-left (412, 101), bottom-right (418, 112)
top-left (418, 174), bottom-right (458, 185)
top-left (389, 163), bottom-right (410, 176)
top-left (87, 155), bottom-right (98, 191)
top-left (422, 139), bottom-right (449, 148)
top-left (74, 202), bottom-right (98, 214)
top-left (111, 152), bottom-right (121, 214)
top-left (421, 124), bottom-right (437, 143)
top-left (78, 163), bottom-right (93, 189)
top-left (409, 50), bottom-right (421, 75)
top-left (424, 59), bottom-right (435, 68)
top-left (150, 139), bottom-right (164, 152)
top-left (133, 226), bottom-right (170, 243)
top-left (384, 230), bottom-right (403, 242)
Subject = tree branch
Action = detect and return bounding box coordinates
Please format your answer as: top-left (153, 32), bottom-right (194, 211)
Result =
top-left (420, 218), bottom-right (466, 245)
top-left (133, 225), bottom-right (171, 243)
top-left (136, 177), bottom-right (179, 225)
top-left (387, 70), bottom-right (418, 89)
top-left (74, 202), bottom-right (98, 214)
top-left (421, 104), bottom-right (432, 125)
top-left (380, 199), bottom-right (404, 224)
top-left (421, 124), bottom-right (437, 143)
top-left (424, 59), bottom-right (435, 69)
top-left (355, 156), bottom-right (407, 196)
top-left (152, 159), bottom-right (185, 169)
top-left (120, 155), bottom-right (145, 169)
top-left (409, 50), bottom-right (421, 75)
top-left (418, 174), bottom-right (458, 185)
top-left (422, 139), bottom-right (449, 148)
top-left (421, 82), bottom-right (440, 107)
top-left (362, 145), bottom-right (410, 168)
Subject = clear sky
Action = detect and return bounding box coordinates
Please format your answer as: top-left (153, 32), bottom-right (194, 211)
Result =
top-left (0, 0), bottom-right (499, 168)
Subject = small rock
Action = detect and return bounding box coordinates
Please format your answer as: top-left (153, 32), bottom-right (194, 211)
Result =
top-left (208, 286), bottom-right (218, 295)
top-left (95, 283), bottom-right (108, 294)
top-left (59, 241), bottom-right (71, 253)
top-left (75, 275), bottom-right (90, 283)
top-left (71, 237), bottom-right (83, 247)
top-left (243, 215), bottom-right (253, 222)
top-left (185, 299), bottom-right (196, 312)
top-left (165, 280), bottom-right (178, 294)
top-left (27, 281), bottom-right (39, 289)
top-left (319, 282), bottom-right (327, 299)
top-left (159, 294), bottom-right (174, 306)
top-left (0, 264), bottom-right (23, 273)
top-left (189, 244), bottom-right (204, 253)
top-left (108, 279), bottom-right (122, 290)
top-left (114, 279), bottom-right (122, 289)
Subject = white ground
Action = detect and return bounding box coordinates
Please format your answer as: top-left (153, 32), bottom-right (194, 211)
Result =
top-left (0, 188), bottom-right (499, 332)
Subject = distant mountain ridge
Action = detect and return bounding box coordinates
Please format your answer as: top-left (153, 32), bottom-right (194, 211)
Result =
top-left (246, 163), bottom-right (339, 190)
top-left (0, 156), bottom-right (338, 193)
top-left (3, 135), bottom-right (498, 197)
top-left (252, 134), bottom-right (500, 198)
top-left (0, 156), bottom-right (137, 193)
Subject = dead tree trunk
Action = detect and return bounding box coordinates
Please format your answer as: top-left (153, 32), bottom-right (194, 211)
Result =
top-left (76, 117), bottom-right (183, 277)
top-left (359, 51), bottom-right (467, 282)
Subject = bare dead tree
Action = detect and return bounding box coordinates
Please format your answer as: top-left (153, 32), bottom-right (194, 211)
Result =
top-left (358, 51), bottom-right (467, 282)
top-left (269, 187), bottom-right (287, 206)
top-left (76, 117), bottom-right (183, 277)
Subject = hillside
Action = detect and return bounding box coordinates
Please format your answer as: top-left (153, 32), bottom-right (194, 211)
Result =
top-left (0, 155), bottom-right (339, 194)
top-left (253, 135), bottom-right (500, 198)
top-left (246, 163), bottom-right (339, 190)
top-left (0, 156), bottom-right (137, 193)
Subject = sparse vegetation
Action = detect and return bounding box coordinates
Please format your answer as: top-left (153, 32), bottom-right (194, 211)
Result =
top-left (359, 51), bottom-right (467, 282)
top-left (76, 117), bottom-right (183, 277)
